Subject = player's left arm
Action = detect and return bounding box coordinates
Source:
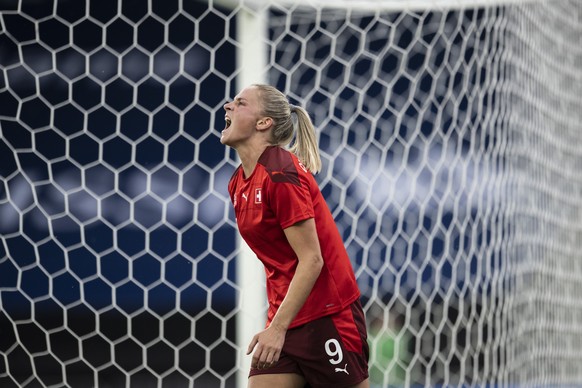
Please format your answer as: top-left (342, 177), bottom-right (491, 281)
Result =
top-left (274, 217), bottom-right (324, 329)
top-left (247, 218), bottom-right (323, 369)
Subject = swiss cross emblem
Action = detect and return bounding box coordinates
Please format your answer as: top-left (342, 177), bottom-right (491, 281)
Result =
top-left (255, 188), bottom-right (262, 204)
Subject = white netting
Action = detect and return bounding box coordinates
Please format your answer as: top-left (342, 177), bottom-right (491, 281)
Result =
top-left (1, 0), bottom-right (581, 387)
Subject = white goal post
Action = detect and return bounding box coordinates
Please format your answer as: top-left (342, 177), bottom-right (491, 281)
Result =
top-left (232, 6), bottom-right (269, 387)
top-left (0, 0), bottom-right (581, 387)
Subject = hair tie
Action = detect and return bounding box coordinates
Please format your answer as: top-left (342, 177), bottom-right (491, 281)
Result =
top-left (289, 104), bottom-right (298, 113)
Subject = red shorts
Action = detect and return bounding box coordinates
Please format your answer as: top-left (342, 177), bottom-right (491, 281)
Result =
top-left (249, 299), bottom-right (369, 388)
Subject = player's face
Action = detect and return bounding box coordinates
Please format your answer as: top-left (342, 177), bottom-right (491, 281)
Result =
top-left (221, 87), bottom-right (263, 147)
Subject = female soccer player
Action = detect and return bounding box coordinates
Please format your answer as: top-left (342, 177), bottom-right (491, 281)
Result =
top-left (221, 84), bottom-right (369, 388)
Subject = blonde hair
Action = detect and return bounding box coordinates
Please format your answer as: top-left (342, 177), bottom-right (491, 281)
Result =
top-left (252, 84), bottom-right (322, 173)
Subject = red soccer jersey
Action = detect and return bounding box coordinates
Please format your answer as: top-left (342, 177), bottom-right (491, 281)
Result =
top-left (228, 146), bottom-right (360, 329)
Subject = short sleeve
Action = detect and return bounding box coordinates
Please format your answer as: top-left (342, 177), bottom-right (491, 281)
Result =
top-left (266, 170), bottom-right (314, 229)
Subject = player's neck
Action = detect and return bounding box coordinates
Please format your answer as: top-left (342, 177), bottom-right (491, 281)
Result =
top-left (236, 142), bottom-right (270, 179)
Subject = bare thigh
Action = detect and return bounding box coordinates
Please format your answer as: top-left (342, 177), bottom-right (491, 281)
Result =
top-left (248, 373), bottom-right (306, 388)
top-left (249, 374), bottom-right (369, 388)
top-left (350, 378), bottom-right (370, 388)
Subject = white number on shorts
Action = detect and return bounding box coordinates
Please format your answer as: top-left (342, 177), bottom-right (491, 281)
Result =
top-left (324, 338), bottom-right (343, 365)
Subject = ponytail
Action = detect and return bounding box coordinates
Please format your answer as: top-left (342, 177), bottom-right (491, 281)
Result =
top-left (252, 84), bottom-right (322, 174)
top-left (288, 105), bottom-right (322, 173)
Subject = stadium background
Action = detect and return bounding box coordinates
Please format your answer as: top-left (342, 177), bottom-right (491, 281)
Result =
top-left (2, 0), bottom-right (581, 387)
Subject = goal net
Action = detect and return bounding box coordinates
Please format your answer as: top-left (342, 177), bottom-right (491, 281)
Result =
top-left (1, 0), bottom-right (581, 387)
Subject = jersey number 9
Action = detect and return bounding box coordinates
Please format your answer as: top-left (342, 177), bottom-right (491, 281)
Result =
top-left (325, 338), bottom-right (344, 365)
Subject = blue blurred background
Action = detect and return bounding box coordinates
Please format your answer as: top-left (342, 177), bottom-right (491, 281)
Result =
top-left (0, 0), bottom-right (504, 386)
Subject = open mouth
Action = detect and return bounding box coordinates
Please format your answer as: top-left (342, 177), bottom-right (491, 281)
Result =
top-left (224, 116), bottom-right (232, 129)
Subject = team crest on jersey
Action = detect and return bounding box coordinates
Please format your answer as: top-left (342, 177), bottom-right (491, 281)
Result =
top-left (255, 188), bottom-right (262, 204)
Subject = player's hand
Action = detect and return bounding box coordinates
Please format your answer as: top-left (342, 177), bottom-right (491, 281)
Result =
top-left (247, 324), bottom-right (286, 369)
